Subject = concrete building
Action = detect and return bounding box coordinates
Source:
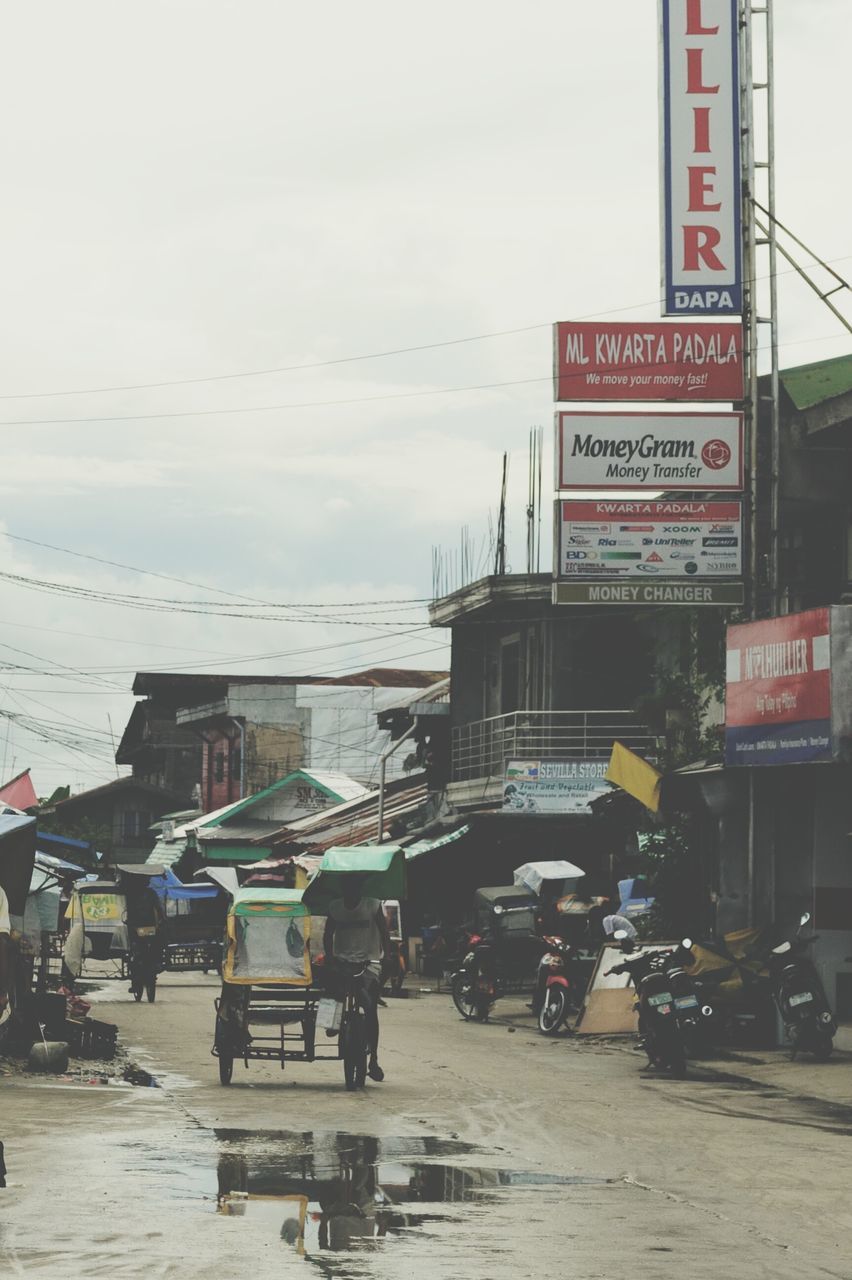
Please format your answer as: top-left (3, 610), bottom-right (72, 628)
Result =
top-left (116, 668), bottom-right (447, 815)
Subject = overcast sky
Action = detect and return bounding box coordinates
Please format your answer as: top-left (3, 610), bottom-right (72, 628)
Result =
top-left (0, 1), bottom-right (849, 796)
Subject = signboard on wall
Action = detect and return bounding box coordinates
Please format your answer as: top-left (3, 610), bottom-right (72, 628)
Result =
top-left (554, 581), bottom-right (744, 606)
top-left (503, 759), bottom-right (611, 815)
top-left (725, 608), bottom-right (833, 765)
top-left (553, 321), bottom-right (744, 401)
top-left (660, 0), bottom-right (742, 315)
top-left (556, 413), bottom-right (743, 491)
top-left (557, 498), bottom-right (742, 579)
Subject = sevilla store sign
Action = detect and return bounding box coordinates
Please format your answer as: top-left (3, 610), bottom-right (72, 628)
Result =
top-left (660, 0), bottom-right (742, 315)
top-left (553, 321), bottom-right (743, 401)
top-left (556, 498), bottom-right (742, 580)
top-left (556, 411), bottom-right (743, 490)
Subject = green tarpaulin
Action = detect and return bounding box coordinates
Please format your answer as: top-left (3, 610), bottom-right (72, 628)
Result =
top-left (301, 845), bottom-right (406, 914)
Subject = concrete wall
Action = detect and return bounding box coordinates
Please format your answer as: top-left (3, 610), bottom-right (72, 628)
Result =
top-left (812, 766), bottom-right (852, 1016)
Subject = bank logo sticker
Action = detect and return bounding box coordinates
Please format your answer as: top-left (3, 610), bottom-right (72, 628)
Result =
top-left (646, 551), bottom-right (664, 563)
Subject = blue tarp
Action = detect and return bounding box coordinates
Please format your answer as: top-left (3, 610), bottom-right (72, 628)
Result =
top-left (151, 867), bottom-right (219, 902)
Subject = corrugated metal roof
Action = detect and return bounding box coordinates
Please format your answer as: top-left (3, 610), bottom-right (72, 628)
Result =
top-left (267, 776), bottom-right (429, 853)
top-left (197, 820), bottom-right (281, 843)
top-left (781, 353), bottom-right (852, 411)
top-left (0, 806), bottom-right (37, 839)
top-left (306, 771), bottom-right (371, 802)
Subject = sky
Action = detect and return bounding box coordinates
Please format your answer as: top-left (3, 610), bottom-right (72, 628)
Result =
top-left (0, 0), bottom-right (849, 796)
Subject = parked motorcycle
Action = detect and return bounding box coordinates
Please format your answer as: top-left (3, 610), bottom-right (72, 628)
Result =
top-left (532, 935), bottom-right (577, 1035)
top-left (665, 938), bottom-right (715, 1055)
top-left (767, 912), bottom-right (836, 1061)
top-left (606, 934), bottom-right (688, 1077)
top-left (450, 932), bottom-right (499, 1022)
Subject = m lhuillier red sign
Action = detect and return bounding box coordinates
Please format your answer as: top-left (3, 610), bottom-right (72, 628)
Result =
top-left (725, 609), bottom-right (833, 765)
top-left (553, 321), bottom-right (743, 401)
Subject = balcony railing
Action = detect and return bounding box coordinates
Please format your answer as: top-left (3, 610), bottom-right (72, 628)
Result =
top-left (451, 710), bottom-right (653, 783)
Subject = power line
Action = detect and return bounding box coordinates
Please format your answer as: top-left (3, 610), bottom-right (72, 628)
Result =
top-left (0, 323), bottom-right (550, 400)
top-left (0, 257), bottom-right (849, 426)
top-left (0, 374), bottom-right (550, 426)
top-left (0, 531), bottom-right (429, 609)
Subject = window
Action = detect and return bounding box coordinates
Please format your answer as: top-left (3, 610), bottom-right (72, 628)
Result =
top-left (214, 752), bottom-right (225, 783)
top-left (121, 810), bottom-right (150, 840)
top-left (500, 638), bottom-right (521, 715)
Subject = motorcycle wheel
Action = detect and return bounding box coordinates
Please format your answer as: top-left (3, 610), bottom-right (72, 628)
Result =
top-left (475, 998), bottom-right (490, 1023)
top-left (667, 1040), bottom-right (687, 1078)
top-left (538, 986), bottom-right (568, 1036)
top-left (810, 1029), bottom-right (833, 1062)
top-left (451, 974), bottom-right (478, 1021)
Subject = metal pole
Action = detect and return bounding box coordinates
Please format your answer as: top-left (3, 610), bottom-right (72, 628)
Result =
top-left (376, 722), bottom-right (417, 843)
top-left (740, 1), bottom-right (759, 928)
top-left (740, 2), bottom-right (759, 621)
top-left (766, 0), bottom-right (781, 616)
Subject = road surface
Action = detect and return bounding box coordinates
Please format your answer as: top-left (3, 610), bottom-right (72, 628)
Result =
top-left (1, 972), bottom-right (850, 1278)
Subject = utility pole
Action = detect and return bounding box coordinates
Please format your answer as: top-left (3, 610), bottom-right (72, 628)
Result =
top-left (740, 0), bottom-right (780, 622)
top-left (740, 0), bottom-right (779, 926)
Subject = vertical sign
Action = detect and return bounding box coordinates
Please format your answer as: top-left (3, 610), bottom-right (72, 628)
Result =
top-left (660, 0), bottom-right (742, 315)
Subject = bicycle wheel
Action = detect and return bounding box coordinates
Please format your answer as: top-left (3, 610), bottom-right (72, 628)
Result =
top-left (341, 1012), bottom-right (367, 1091)
top-left (218, 1051), bottom-right (234, 1086)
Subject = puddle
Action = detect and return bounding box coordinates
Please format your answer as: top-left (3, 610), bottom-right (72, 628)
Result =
top-left (211, 1129), bottom-right (614, 1264)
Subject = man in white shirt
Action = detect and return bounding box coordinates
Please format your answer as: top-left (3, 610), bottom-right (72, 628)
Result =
top-left (323, 876), bottom-right (390, 1082)
top-left (0, 883), bottom-right (11, 1015)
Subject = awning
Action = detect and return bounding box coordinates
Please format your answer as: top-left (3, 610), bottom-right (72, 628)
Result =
top-left (404, 824), bottom-right (470, 861)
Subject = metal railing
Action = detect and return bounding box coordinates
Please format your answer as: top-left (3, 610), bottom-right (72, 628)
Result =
top-left (451, 710), bottom-right (652, 783)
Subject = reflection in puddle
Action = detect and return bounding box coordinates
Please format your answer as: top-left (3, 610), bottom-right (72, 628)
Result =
top-left (214, 1130), bottom-right (608, 1262)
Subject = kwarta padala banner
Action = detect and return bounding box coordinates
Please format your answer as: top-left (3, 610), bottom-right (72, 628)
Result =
top-left (553, 321), bottom-right (744, 401)
top-left (556, 410), bottom-right (743, 491)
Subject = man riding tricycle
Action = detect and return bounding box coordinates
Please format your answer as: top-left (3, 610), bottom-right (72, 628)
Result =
top-left (212, 845), bottom-right (405, 1091)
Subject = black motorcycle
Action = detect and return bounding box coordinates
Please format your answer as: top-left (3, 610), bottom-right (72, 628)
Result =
top-left (606, 937), bottom-right (687, 1077)
top-left (665, 938), bottom-right (715, 1055)
top-left (767, 912), bottom-right (836, 1061)
top-left (450, 930), bottom-right (499, 1022)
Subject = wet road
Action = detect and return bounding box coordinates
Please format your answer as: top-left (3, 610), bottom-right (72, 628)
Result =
top-left (2, 972), bottom-right (851, 1278)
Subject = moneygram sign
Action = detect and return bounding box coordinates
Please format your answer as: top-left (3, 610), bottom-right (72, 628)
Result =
top-left (557, 498), bottom-right (742, 580)
top-left (553, 321), bottom-right (744, 401)
top-left (660, 0), bottom-right (742, 315)
top-left (556, 411), bottom-right (743, 491)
